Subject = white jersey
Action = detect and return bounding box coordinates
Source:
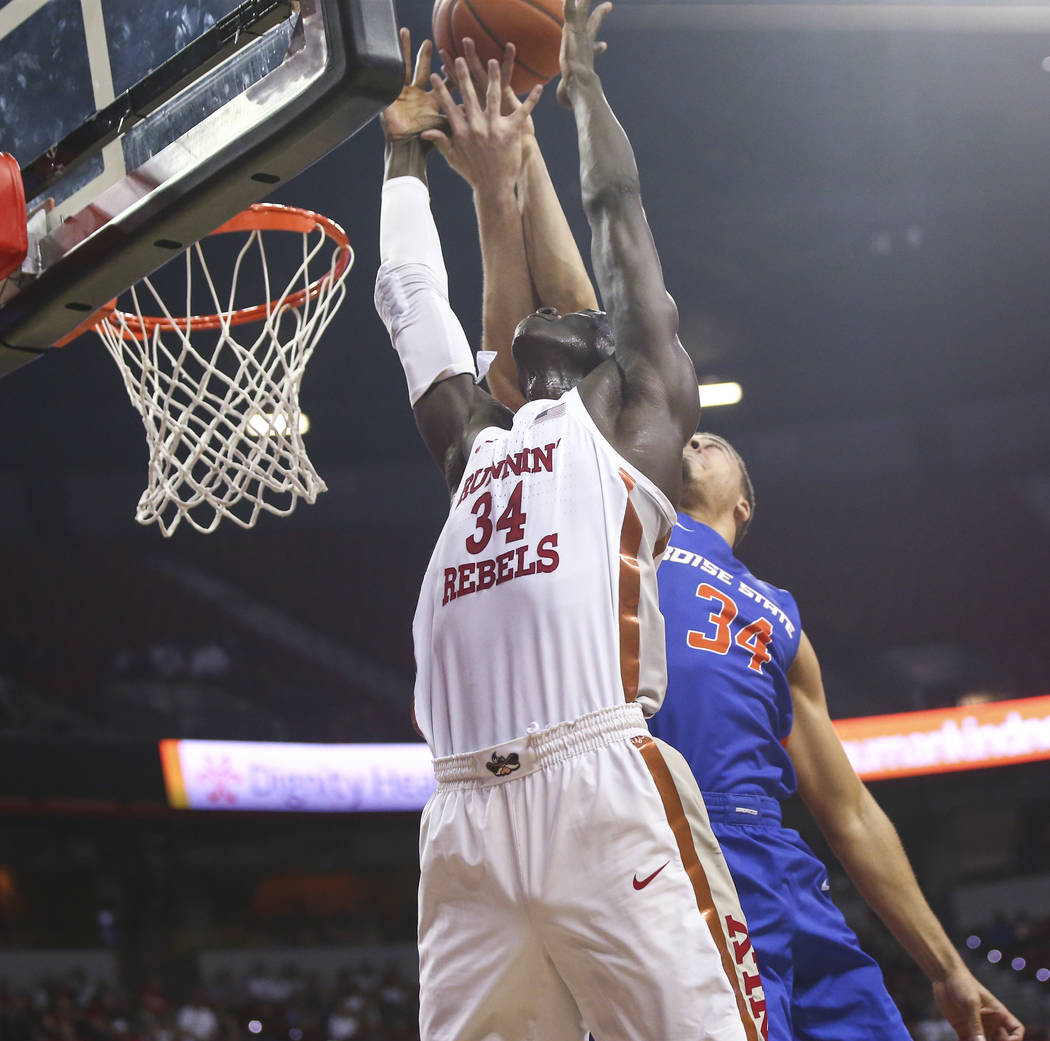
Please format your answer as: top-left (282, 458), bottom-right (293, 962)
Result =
top-left (413, 387), bottom-right (676, 758)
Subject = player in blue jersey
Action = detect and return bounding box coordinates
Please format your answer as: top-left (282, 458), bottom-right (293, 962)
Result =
top-left (650, 431), bottom-right (1025, 1041)
top-left (430, 38), bottom-right (1025, 1041)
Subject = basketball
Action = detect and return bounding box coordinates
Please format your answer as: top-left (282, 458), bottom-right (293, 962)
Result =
top-left (433, 0), bottom-right (564, 94)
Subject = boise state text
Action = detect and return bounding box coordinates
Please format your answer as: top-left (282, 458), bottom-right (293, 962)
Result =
top-left (443, 441), bottom-right (561, 606)
top-left (664, 544), bottom-right (796, 638)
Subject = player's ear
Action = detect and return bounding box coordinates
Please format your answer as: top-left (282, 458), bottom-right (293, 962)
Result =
top-left (733, 496), bottom-right (751, 529)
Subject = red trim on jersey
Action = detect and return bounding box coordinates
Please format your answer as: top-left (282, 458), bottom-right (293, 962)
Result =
top-left (637, 737), bottom-right (764, 1041)
top-left (617, 471), bottom-right (642, 702)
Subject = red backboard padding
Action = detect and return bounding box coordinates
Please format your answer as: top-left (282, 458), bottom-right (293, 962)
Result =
top-left (0, 153), bottom-right (26, 281)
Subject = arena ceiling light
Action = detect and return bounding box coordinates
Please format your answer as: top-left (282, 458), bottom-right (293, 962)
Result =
top-left (698, 382), bottom-right (743, 408)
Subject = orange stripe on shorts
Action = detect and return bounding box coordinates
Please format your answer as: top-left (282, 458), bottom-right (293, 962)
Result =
top-left (636, 737), bottom-right (761, 1041)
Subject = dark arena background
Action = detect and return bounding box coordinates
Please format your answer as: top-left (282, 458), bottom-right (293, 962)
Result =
top-left (2, 1), bottom-right (1050, 1039)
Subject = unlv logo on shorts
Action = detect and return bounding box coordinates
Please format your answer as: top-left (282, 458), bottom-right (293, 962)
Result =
top-left (725, 914), bottom-right (769, 1041)
top-left (485, 752), bottom-right (521, 776)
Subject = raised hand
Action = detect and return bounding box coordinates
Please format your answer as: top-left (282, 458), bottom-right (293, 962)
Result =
top-left (436, 39), bottom-right (539, 160)
top-left (380, 27), bottom-right (447, 142)
top-left (423, 56), bottom-right (542, 190)
top-left (447, 39), bottom-right (523, 116)
top-left (557, 0), bottom-right (611, 109)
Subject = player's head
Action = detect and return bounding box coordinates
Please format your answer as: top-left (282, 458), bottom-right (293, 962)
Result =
top-left (511, 307), bottom-right (615, 401)
top-left (681, 433), bottom-right (755, 545)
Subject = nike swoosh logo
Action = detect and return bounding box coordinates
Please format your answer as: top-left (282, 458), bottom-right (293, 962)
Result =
top-left (633, 861), bottom-right (670, 890)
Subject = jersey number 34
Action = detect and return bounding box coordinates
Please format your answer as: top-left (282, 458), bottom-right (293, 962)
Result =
top-left (687, 583), bottom-right (773, 673)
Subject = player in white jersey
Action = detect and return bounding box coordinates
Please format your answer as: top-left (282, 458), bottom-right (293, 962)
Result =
top-left (432, 29), bottom-right (1025, 1041)
top-left (374, 7), bottom-right (767, 1039)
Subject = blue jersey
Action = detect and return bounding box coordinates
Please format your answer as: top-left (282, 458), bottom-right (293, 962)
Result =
top-left (649, 516), bottom-right (802, 801)
top-left (651, 518), bottom-right (912, 1040)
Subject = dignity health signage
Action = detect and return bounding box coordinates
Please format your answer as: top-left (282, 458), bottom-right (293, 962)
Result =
top-left (159, 694), bottom-right (1050, 811)
top-left (159, 739), bottom-right (436, 812)
top-left (833, 694), bottom-right (1050, 782)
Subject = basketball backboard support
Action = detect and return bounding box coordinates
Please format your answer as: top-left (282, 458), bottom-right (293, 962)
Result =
top-left (0, 0), bottom-right (402, 376)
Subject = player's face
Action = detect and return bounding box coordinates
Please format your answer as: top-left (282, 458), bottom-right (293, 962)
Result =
top-left (511, 308), bottom-right (615, 401)
top-left (681, 435), bottom-right (744, 506)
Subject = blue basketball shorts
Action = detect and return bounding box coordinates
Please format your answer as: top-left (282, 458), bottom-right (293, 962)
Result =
top-left (702, 792), bottom-right (912, 1041)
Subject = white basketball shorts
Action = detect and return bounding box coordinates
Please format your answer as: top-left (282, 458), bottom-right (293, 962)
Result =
top-left (417, 703), bottom-right (768, 1041)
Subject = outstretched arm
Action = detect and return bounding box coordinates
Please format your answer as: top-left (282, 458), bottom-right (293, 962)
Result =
top-left (462, 36), bottom-right (601, 319)
top-left (518, 136), bottom-right (599, 317)
top-left (426, 45), bottom-right (541, 410)
top-left (558, 0), bottom-right (698, 495)
top-left (431, 40), bottom-right (594, 411)
top-left (456, 38), bottom-right (596, 318)
top-left (788, 632), bottom-right (1024, 1041)
top-left (374, 30), bottom-right (511, 491)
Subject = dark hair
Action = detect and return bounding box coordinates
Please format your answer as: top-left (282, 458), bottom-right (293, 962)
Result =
top-left (698, 433), bottom-right (756, 545)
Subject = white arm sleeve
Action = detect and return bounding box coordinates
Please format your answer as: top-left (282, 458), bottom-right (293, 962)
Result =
top-left (374, 176), bottom-right (476, 406)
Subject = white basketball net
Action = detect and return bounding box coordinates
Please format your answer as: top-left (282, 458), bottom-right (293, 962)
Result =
top-left (94, 207), bottom-right (352, 536)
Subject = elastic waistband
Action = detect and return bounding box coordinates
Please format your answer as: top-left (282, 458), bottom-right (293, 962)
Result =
top-left (701, 791), bottom-right (782, 827)
top-left (433, 703), bottom-right (649, 788)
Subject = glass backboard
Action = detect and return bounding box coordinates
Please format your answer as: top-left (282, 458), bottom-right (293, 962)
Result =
top-left (0, 0), bottom-right (402, 374)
